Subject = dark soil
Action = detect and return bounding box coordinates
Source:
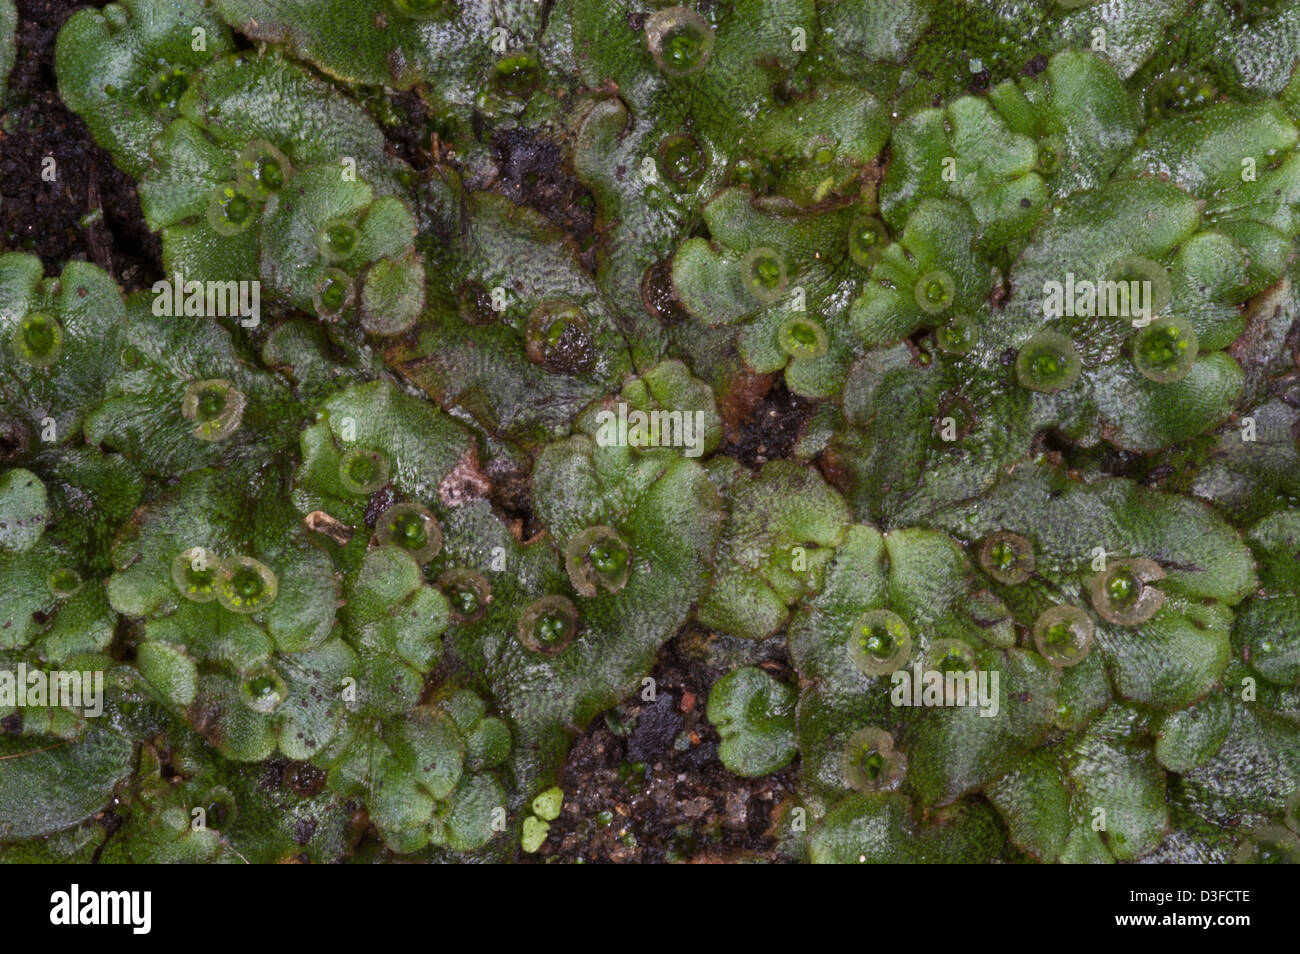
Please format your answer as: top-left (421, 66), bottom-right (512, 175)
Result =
top-left (0, 0), bottom-right (162, 287)
top-left (377, 88), bottom-right (433, 172)
top-left (484, 125), bottom-right (598, 263)
top-left (719, 379), bottom-right (813, 468)
top-left (483, 456), bottom-right (546, 542)
top-left (530, 633), bottom-right (798, 863)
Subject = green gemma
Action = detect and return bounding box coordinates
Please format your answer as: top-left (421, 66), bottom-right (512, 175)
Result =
top-left (1090, 558), bottom-right (1166, 625)
top-left (778, 317), bottom-right (828, 360)
top-left (848, 609), bottom-right (913, 676)
top-left (841, 727), bottom-right (905, 793)
top-left (181, 379), bottom-right (246, 441)
top-left (11, 312), bottom-right (63, 366)
top-left (1132, 317), bottom-right (1198, 383)
top-left (978, 532), bottom-right (1035, 584)
top-left (217, 556), bottom-right (278, 614)
top-left (1016, 331), bottom-right (1082, 392)
top-left (741, 247), bottom-right (788, 302)
top-left (517, 595), bottom-right (579, 655)
top-left (438, 568), bottom-right (492, 623)
top-left (564, 525), bottom-right (633, 597)
top-left (645, 7), bottom-right (715, 77)
top-left (1032, 605), bottom-right (1095, 667)
top-left (375, 502), bottom-right (443, 563)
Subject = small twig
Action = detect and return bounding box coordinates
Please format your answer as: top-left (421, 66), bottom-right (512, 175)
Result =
top-left (0, 740), bottom-right (70, 761)
top-left (85, 166), bottom-right (112, 272)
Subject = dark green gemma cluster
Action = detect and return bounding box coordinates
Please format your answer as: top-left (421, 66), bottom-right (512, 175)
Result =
top-left (1, 0), bottom-right (1299, 863)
